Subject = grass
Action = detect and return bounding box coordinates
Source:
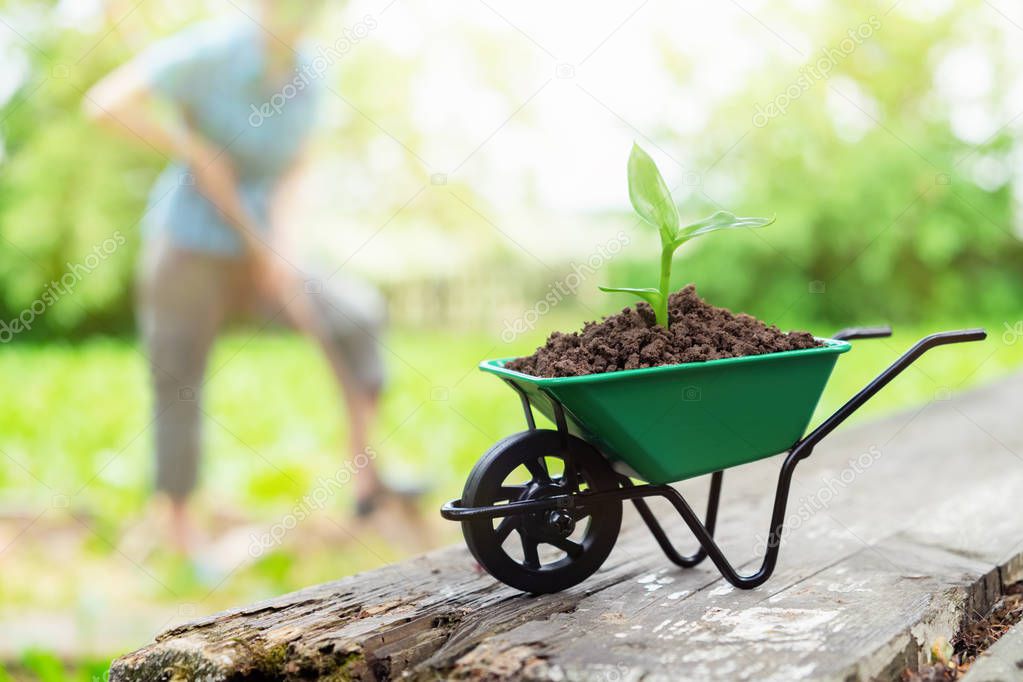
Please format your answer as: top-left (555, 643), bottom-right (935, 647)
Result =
top-left (0, 318), bottom-right (1020, 675)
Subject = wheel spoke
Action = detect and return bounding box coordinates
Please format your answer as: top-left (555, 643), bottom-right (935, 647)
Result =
top-left (561, 456), bottom-right (580, 490)
top-left (567, 507), bottom-right (591, 522)
top-left (496, 485), bottom-right (527, 502)
top-left (520, 534), bottom-right (541, 569)
top-left (524, 457), bottom-right (550, 482)
top-left (547, 537), bottom-right (583, 558)
top-left (494, 516), bottom-right (516, 543)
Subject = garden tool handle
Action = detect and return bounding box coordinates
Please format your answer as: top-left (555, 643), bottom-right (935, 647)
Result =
top-left (832, 325), bottom-right (892, 341)
top-left (795, 327), bottom-right (987, 455)
top-left (916, 328), bottom-right (988, 346)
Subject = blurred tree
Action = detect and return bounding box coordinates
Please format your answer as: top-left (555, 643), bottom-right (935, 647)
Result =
top-left (1, 0), bottom-right (1021, 338)
top-left (0, 1), bottom-right (184, 339)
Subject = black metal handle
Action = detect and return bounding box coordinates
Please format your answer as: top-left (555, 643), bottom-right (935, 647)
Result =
top-left (832, 325), bottom-right (892, 341)
top-left (797, 327), bottom-right (987, 454)
top-left (912, 328), bottom-right (988, 346)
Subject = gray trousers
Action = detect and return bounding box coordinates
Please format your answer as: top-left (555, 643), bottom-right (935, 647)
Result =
top-left (138, 239), bottom-right (386, 501)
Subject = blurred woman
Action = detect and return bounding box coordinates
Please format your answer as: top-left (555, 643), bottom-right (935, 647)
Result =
top-left (85, 1), bottom-right (394, 553)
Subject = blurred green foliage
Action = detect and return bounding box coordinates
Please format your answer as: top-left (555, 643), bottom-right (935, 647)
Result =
top-left (0, 4), bottom-right (164, 339)
top-left (0, 649), bottom-right (109, 681)
top-left (1, 1), bottom-right (1019, 339)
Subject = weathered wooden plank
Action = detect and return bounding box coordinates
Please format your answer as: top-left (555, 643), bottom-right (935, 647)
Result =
top-left (110, 374), bottom-right (1023, 681)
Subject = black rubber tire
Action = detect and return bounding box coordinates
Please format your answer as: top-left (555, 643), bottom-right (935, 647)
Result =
top-left (461, 430), bottom-right (622, 594)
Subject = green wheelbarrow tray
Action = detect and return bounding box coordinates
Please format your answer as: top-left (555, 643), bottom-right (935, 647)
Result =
top-left (481, 338), bottom-right (850, 484)
top-left (442, 326), bottom-right (987, 594)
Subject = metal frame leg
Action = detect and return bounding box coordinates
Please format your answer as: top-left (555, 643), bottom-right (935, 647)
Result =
top-left (631, 448), bottom-right (803, 588)
top-left (627, 471), bottom-right (722, 568)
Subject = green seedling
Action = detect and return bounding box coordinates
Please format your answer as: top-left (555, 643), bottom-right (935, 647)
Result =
top-left (600, 143), bottom-right (774, 327)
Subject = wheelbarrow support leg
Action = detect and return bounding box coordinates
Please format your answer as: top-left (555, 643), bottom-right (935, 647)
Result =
top-left (626, 472), bottom-right (722, 568)
top-left (613, 452), bottom-right (799, 588)
top-left (629, 328), bottom-right (987, 589)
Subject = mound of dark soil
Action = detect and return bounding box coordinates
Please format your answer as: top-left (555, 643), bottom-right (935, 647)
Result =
top-left (506, 285), bottom-right (821, 378)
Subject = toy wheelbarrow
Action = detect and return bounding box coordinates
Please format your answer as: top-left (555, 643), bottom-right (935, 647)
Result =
top-left (441, 327), bottom-right (986, 594)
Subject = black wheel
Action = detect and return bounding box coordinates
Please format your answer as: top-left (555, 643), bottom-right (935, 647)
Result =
top-left (461, 430), bottom-right (622, 594)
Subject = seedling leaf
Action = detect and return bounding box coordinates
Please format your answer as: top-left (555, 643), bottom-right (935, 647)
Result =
top-left (628, 143), bottom-right (679, 244)
top-left (598, 286), bottom-right (663, 310)
top-left (679, 211), bottom-right (775, 241)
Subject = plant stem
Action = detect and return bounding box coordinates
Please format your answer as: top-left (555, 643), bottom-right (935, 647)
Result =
top-left (657, 245), bottom-right (673, 327)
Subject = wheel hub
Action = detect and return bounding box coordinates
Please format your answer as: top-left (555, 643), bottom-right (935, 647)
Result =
top-left (521, 482), bottom-right (576, 541)
top-left (545, 510), bottom-right (576, 536)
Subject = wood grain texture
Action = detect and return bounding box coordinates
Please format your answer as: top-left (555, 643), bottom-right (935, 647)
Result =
top-left (111, 373), bottom-right (1023, 681)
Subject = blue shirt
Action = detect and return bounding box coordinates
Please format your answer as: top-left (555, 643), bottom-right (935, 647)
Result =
top-left (139, 20), bottom-right (319, 255)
